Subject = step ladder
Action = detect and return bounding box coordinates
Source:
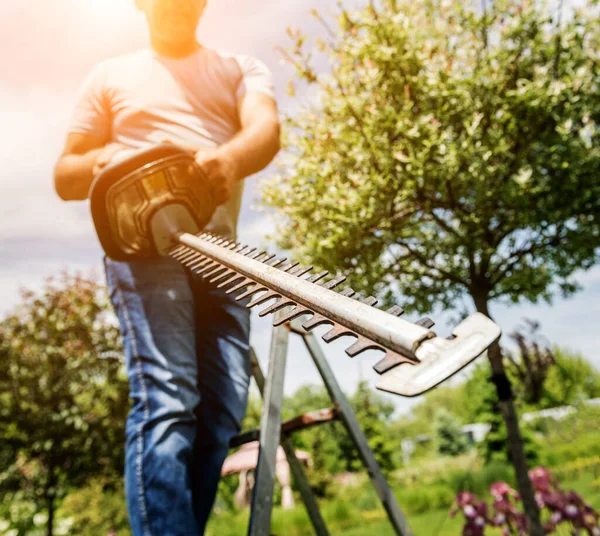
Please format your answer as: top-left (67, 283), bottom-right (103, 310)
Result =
top-left (232, 317), bottom-right (413, 536)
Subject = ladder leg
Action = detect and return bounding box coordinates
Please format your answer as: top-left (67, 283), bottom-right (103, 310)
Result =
top-left (248, 323), bottom-right (289, 536)
top-left (280, 438), bottom-right (330, 536)
top-left (297, 326), bottom-right (414, 536)
top-left (249, 349), bottom-right (330, 536)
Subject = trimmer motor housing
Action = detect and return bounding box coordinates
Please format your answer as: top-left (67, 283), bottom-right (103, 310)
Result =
top-left (90, 144), bottom-right (216, 261)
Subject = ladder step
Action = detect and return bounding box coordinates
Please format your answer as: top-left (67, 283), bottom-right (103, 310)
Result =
top-left (229, 408), bottom-right (339, 449)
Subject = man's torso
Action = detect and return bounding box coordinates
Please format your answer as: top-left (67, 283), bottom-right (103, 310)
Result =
top-left (71, 48), bottom-right (273, 237)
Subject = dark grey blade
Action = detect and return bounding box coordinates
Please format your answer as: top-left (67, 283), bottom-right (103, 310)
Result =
top-left (210, 269), bottom-right (236, 285)
top-left (345, 337), bottom-right (383, 358)
top-left (322, 276), bottom-right (346, 290)
top-left (247, 290), bottom-right (281, 309)
top-left (281, 261), bottom-right (300, 273)
top-left (259, 253), bottom-right (277, 264)
top-left (258, 299), bottom-right (296, 318)
top-left (195, 261), bottom-right (219, 275)
top-left (217, 273), bottom-right (244, 289)
top-left (306, 270), bottom-right (329, 284)
top-left (339, 288), bottom-right (356, 298)
top-left (182, 252), bottom-right (204, 265)
top-left (225, 278), bottom-right (254, 295)
top-left (188, 257), bottom-right (211, 271)
top-left (272, 306), bottom-right (313, 326)
top-left (322, 324), bottom-right (357, 343)
top-left (386, 305), bottom-right (404, 316)
top-left (416, 317), bottom-right (435, 329)
top-left (202, 265), bottom-right (228, 279)
top-left (302, 314), bottom-right (333, 331)
top-left (236, 285), bottom-right (267, 302)
top-left (290, 266), bottom-right (313, 278)
top-left (373, 351), bottom-right (418, 374)
top-left (175, 249), bottom-right (198, 263)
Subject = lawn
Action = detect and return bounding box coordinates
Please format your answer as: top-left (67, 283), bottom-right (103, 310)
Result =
top-left (206, 472), bottom-right (599, 535)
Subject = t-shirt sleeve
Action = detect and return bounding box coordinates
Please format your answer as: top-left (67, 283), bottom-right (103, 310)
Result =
top-left (235, 55), bottom-right (276, 100)
top-left (68, 61), bottom-right (112, 140)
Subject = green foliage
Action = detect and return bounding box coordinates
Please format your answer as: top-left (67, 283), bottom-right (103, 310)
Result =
top-left (538, 347), bottom-right (600, 408)
top-left (338, 380), bottom-right (396, 475)
top-left (57, 477), bottom-right (131, 536)
top-left (536, 406), bottom-right (600, 467)
top-left (281, 384), bottom-right (345, 496)
top-left (0, 272), bottom-right (128, 535)
top-left (477, 396), bottom-right (540, 468)
top-left (434, 410), bottom-right (469, 457)
top-left (394, 484), bottom-right (455, 514)
top-left (263, 0), bottom-right (600, 315)
top-left (440, 461), bottom-right (515, 496)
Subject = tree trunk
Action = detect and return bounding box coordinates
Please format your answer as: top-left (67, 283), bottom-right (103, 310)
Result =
top-left (473, 294), bottom-right (545, 536)
top-left (46, 462), bottom-right (56, 536)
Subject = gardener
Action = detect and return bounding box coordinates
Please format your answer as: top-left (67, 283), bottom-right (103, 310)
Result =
top-left (53, 1), bottom-right (280, 534)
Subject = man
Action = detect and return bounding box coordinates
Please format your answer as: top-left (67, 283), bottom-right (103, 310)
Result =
top-left (53, 1), bottom-right (280, 534)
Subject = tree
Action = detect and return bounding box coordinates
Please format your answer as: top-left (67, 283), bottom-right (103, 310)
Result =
top-left (506, 321), bottom-right (600, 407)
top-left (262, 0), bottom-right (600, 532)
top-left (0, 272), bottom-right (129, 536)
top-left (434, 410), bottom-right (469, 457)
top-left (540, 346), bottom-right (600, 408)
top-left (338, 380), bottom-right (396, 475)
top-left (505, 320), bottom-right (555, 405)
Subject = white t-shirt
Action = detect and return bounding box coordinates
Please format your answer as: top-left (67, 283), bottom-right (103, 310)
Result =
top-left (69, 47), bottom-right (276, 238)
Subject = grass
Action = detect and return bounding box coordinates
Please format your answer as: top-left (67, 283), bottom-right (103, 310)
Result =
top-left (206, 471), bottom-right (600, 535)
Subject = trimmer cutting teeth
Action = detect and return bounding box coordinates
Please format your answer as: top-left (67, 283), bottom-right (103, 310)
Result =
top-left (171, 233), bottom-right (500, 396)
top-left (90, 144), bottom-right (501, 397)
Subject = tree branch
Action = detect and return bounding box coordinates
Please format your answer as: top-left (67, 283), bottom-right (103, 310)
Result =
top-left (395, 239), bottom-right (470, 286)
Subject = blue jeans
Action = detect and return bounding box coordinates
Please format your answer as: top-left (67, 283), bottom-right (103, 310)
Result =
top-left (104, 256), bottom-right (251, 536)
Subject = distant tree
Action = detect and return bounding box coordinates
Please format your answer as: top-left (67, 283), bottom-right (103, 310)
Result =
top-left (263, 0), bottom-right (600, 532)
top-left (338, 380), bottom-right (396, 475)
top-left (505, 320), bottom-right (600, 407)
top-left (540, 347), bottom-right (600, 408)
top-left (275, 384), bottom-right (346, 496)
top-left (0, 273), bottom-right (128, 536)
top-left (434, 410), bottom-right (469, 457)
top-left (462, 361), bottom-right (540, 466)
top-left (505, 320), bottom-right (555, 405)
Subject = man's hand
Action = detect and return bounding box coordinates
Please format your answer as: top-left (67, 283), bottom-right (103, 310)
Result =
top-left (194, 147), bottom-right (241, 206)
top-left (93, 143), bottom-right (127, 177)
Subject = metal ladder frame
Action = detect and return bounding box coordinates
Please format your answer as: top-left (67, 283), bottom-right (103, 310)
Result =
top-left (232, 317), bottom-right (414, 536)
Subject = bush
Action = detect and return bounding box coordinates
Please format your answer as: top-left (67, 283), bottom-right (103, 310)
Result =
top-left (434, 410), bottom-right (469, 457)
top-left (394, 484), bottom-right (455, 514)
top-left (57, 478), bottom-right (130, 536)
top-left (540, 431), bottom-right (600, 467)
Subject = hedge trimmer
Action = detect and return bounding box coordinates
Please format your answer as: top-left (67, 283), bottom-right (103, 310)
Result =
top-left (90, 144), bottom-right (501, 397)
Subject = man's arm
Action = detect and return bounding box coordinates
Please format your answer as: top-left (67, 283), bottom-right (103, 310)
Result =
top-left (54, 133), bottom-right (122, 201)
top-left (194, 93), bottom-right (280, 205)
top-left (228, 91), bottom-right (280, 179)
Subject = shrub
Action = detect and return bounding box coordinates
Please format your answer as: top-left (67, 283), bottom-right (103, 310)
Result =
top-left (450, 467), bottom-right (600, 535)
top-left (395, 484), bottom-right (455, 515)
top-left (540, 432), bottom-right (600, 467)
top-left (57, 478), bottom-right (130, 536)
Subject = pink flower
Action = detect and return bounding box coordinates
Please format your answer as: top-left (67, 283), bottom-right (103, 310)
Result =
top-left (464, 505), bottom-right (477, 518)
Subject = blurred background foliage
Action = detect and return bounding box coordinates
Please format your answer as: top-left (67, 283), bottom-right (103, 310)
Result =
top-left (2, 0), bottom-right (600, 533)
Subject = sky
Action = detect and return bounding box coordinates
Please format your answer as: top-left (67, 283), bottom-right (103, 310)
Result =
top-left (1, 0), bottom-right (598, 415)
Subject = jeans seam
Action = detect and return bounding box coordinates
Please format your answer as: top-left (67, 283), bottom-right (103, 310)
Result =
top-left (116, 282), bottom-right (152, 536)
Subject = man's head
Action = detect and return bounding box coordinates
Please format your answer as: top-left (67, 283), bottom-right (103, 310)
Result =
top-left (135, 0), bottom-right (207, 54)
